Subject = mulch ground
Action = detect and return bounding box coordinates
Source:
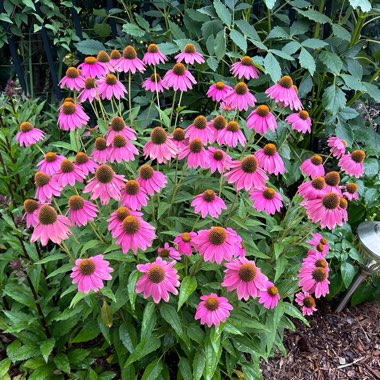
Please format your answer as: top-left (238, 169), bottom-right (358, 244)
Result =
top-left (262, 301), bottom-right (380, 380)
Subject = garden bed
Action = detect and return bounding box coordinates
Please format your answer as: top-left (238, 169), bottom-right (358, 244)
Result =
top-left (263, 301), bottom-right (380, 380)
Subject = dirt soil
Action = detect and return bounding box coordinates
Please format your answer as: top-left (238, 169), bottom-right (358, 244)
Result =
top-left (262, 301), bottom-right (380, 380)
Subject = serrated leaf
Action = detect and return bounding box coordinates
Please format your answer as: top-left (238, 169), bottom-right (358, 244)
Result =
top-left (141, 359), bottom-right (163, 380)
top-left (40, 339), bottom-right (55, 363)
top-left (319, 51), bottom-right (343, 75)
top-left (282, 41), bottom-right (301, 55)
top-left (267, 26), bottom-right (289, 40)
top-left (214, 29), bottom-right (226, 61)
top-left (299, 48), bottom-right (316, 76)
top-left (235, 20), bottom-right (260, 41)
top-left (214, 0), bottom-right (231, 27)
top-left (296, 8), bottom-right (332, 24)
top-left (178, 276), bottom-right (197, 310)
top-left (74, 39), bottom-right (106, 55)
top-left (301, 38), bottom-right (328, 49)
top-left (122, 23), bottom-right (145, 37)
top-left (230, 30), bottom-right (247, 54)
top-left (323, 85), bottom-right (347, 114)
top-left (54, 353), bottom-right (70, 374)
top-left (340, 74), bottom-right (366, 91)
top-left (264, 53), bottom-right (282, 83)
top-left (332, 24), bottom-right (351, 41)
top-left (157, 42), bottom-right (179, 55)
top-left (363, 82), bottom-right (380, 102)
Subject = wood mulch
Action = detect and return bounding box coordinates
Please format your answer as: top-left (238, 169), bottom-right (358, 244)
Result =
top-left (262, 301), bottom-right (380, 379)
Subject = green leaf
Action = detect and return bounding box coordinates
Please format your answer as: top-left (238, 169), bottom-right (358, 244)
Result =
top-left (124, 337), bottom-right (161, 367)
top-left (283, 302), bottom-right (309, 326)
top-left (364, 158), bottom-right (379, 177)
top-left (122, 22), bottom-right (145, 37)
top-left (363, 82), bottom-right (380, 102)
top-left (54, 353), bottom-right (70, 374)
top-left (71, 320), bottom-right (100, 343)
top-left (155, 107), bottom-right (170, 128)
top-left (178, 276), bottom-right (197, 310)
top-left (134, 13), bottom-right (150, 30)
top-left (23, 0), bottom-right (36, 10)
top-left (214, 29), bottom-right (226, 61)
top-left (213, 0), bottom-right (231, 27)
top-left (301, 38), bottom-right (328, 49)
top-left (128, 270), bottom-right (139, 310)
top-left (322, 85), bottom-right (347, 114)
top-left (100, 287), bottom-right (116, 303)
top-left (204, 339), bottom-right (221, 380)
top-left (160, 304), bottom-right (188, 345)
top-left (274, 257), bottom-right (287, 282)
top-left (157, 201), bottom-right (171, 219)
top-left (69, 292), bottom-right (88, 308)
top-left (235, 20), bottom-right (260, 41)
top-left (264, 0), bottom-right (276, 9)
top-left (7, 341), bottom-right (40, 362)
top-left (296, 8), bottom-right (332, 24)
top-left (101, 299), bottom-right (113, 328)
top-left (119, 324), bottom-right (136, 353)
top-left (158, 42), bottom-right (179, 55)
top-left (40, 339), bottom-right (55, 363)
top-left (94, 23), bottom-right (112, 37)
top-left (0, 358), bottom-right (11, 377)
top-left (299, 48), bottom-right (316, 76)
top-left (46, 263), bottom-right (73, 279)
top-left (179, 357), bottom-right (192, 380)
top-left (74, 39), bottom-right (106, 55)
top-left (141, 302), bottom-right (157, 340)
top-left (319, 51), bottom-right (343, 75)
top-left (332, 24), bottom-right (351, 41)
top-left (230, 30), bottom-right (247, 54)
top-left (207, 57), bottom-right (219, 72)
top-left (264, 53), bottom-right (282, 83)
top-left (340, 74), bottom-right (366, 91)
top-left (267, 26), bottom-right (289, 39)
top-left (141, 359), bottom-right (163, 380)
top-left (34, 253), bottom-right (66, 264)
top-left (341, 262), bottom-right (356, 288)
top-left (192, 351), bottom-right (206, 380)
top-left (349, 0), bottom-right (371, 12)
top-left (282, 41), bottom-right (301, 55)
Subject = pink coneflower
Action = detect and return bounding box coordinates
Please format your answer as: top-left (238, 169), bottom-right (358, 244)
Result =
top-left (74, 152), bottom-right (98, 176)
top-left (137, 164), bottom-right (167, 195)
top-left (71, 255), bottom-right (113, 294)
top-left (247, 105), bottom-right (277, 134)
top-left (108, 134), bottom-right (138, 163)
top-left (307, 233), bottom-right (329, 256)
top-left (339, 197), bottom-right (349, 223)
top-left (37, 152), bottom-right (66, 175)
top-left (109, 50), bottom-right (122, 69)
top-left (106, 116), bottom-right (137, 145)
top-left (327, 137), bottom-right (346, 158)
top-left (250, 187), bottom-right (283, 215)
top-left (31, 204), bottom-right (71, 246)
top-left (193, 226), bottom-right (240, 264)
top-left (169, 128), bottom-right (187, 150)
top-left (301, 155), bottom-right (325, 178)
top-left (144, 127), bottom-right (178, 164)
top-left (34, 172), bottom-right (61, 203)
top-left (143, 43), bottom-right (168, 65)
top-left (210, 115), bottom-right (227, 138)
top-left (302, 253), bottom-right (329, 274)
top-left (24, 199), bottom-right (40, 228)
top-left (255, 143), bottom-right (286, 175)
top-left (175, 43), bottom-right (205, 65)
top-left (16, 122), bottom-right (45, 147)
top-left (298, 264), bottom-right (330, 298)
top-left (324, 171), bottom-right (342, 195)
top-left (107, 206), bottom-right (142, 238)
top-left (54, 159), bottom-right (86, 188)
top-left (343, 182), bottom-right (359, 201)
top-left (185, 115), bottom-right (214, 144)
top-left (163, 63), bottom-right (196, 91)
top-left (265, 76), bottom-right (303, 110)
top-left (68, 195), bottom-right (98, 227)
top-left (79, 77), bottom-right (98, 103)
top-left (286, 110), bottom-right (312, 133)
top-left (191, 189), bottom-right (227, 219)
top-left (97, 74), bottom-right (127, 100)
top-left (339, 150), bottom-right (365, 178)
top-left (259, 281), bottom-right (281, 309)
top-left (178, 138), bottom-right (210, 169)
top-left (222, 257), bottom-right (267, 300)
top-left (59, 67), bottom-right (84, 90)
top-left (117, 46), bottom-right (146, 74)
top-left (195, 293), bottom-right (233, 327)
top-left (58, 100), bottom-right (89, 131)
top-left (299, 176), bottom-right (327, 200)
top-left (158, 243), bottom-right (181, 261)
top-left (114, 215), bottom-right (156, 254)
top-left (207, 147), bottom-right (232, 174)
top-left (217, 121), bottom-right (246, 147)
top-left (83, 164), bottom-right (126, 205)
top-left (78, 56), bottom-right (107, 78)
top-left (174, 232), bottom-right (197, 256)
top-left (206, 82), bottom-right (232, 102)
top-left (97, 50), bottom-right (113, 72)
top-left (231, 56), bottom-right (260, 80)
top-left (92, 137), bottom-right (109, 164)
top-left (224, 82), bottom-right (256, 111)
top-left (142, 73), bottom-right (168, 93)
top-left (304, 192), bottom-right (345, 230)
top-left (136, 257), bottom-right (179, 303)
top-left (225, 155), bottom-right (268, 191)
top-left (296, 292), bottom-right (317, 316)
top-left (121, 180), bottom-right (148, 211)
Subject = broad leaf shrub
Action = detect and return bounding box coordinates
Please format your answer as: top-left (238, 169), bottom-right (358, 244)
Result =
top-left (0, 41), bottom-right (374, 380)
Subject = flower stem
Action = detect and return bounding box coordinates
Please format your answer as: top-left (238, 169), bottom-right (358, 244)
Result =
top-left (61, 241), bottom-right (75, 263)
top-left (128, 71), bottom-right (133, 124)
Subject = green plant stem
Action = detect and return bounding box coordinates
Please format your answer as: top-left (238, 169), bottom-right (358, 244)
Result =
top-left (225, 192), bottom-right (239, 226)
top-left (349, 11), bottom-right (367, 48)
top-left (128, 71), bottom-right (132, 124)
top-left (314, 0), bottom-right (326, 38)
top-left (169, 91), bottom-right (177, 128)
top-left (61, 241), bottom-right (75, 263)
top-left (154, 65), bottom-right (162, 122)
top-left (173, 91), bottom-right (184, 131)
top-left (89, 221), bottom-right (107, 244)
